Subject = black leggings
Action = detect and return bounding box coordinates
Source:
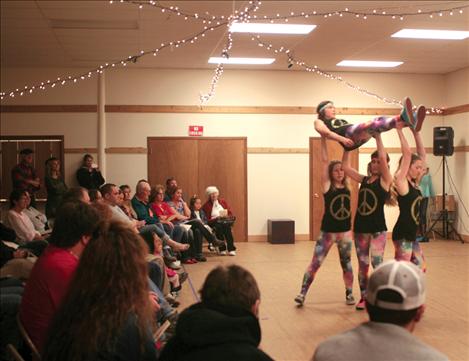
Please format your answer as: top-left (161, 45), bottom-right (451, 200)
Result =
top-left (212, 223), bottom-right (236, 251)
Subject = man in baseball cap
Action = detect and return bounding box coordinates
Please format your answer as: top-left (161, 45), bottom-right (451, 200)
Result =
top-left (313, 260), bottom-right (448, 361)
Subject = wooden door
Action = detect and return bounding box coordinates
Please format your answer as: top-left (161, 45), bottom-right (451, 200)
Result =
top-left (147, 137), bottom-right (247, 242)
top-left (309, 138), bottom-right (359, 240)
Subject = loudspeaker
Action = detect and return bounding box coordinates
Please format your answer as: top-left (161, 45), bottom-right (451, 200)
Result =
top-left (433, 127), bottom-right (454, 156)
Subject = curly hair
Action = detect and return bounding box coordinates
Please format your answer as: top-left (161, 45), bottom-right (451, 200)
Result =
top-left (42, 221), bottom-right (155, 361)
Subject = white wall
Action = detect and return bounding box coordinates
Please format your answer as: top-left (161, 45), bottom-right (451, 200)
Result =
top-left (1, 67), bottom-right (467, 238)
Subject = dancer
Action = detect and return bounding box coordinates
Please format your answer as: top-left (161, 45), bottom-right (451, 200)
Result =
top-left (392, 122), bottom-right (427, 271)
top-left (314, 97), bottom-right (426, 150)
top-left (295, 137), bottom-right (354, 306)
top-left (342, 133), bottom-right (393, 310)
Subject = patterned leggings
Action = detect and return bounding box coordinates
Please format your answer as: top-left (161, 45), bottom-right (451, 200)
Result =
top-left (354, 231), bottom-right (387, 298)
top-left (393, 238), bottom-right (427, 272)
top-left (300, 231), bottom-right (354, 296)
top-left (345, 116), bottom-right (399, 148)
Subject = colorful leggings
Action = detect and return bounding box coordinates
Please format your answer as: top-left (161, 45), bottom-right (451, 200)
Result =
top-left (393, 238), bottom-right (427, 272)
top-left (354, 231), bottom-right (387, 298)
top-left (300, 231), bottom-right (353, 296)
top-left (345, 116), bottom-right (399, 147)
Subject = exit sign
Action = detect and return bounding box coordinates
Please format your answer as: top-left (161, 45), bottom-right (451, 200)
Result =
top-left (189, 125), bottom-right (204, 136)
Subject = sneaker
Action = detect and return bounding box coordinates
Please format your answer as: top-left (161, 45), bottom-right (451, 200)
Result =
top-left (182, 258), bottom-right (197, 264)
top-left (294, 294), bottom-right (305, 306)
top-left (195, 255), bottom-right (207, 262)
top-left (400, 97), bottom-right (415, 128)
top-left (346, 293), bottom-right (356, 305)
top-left (219, 250), bottom-right (227, 256)
top-left (355, 298), bottom-right (366, 310)
top-left (412, 105), bottom-right (426, 132)
top-left (168, 262), bottom-right (181, 270)
top-left (228, 250), bottom-right (236, 256)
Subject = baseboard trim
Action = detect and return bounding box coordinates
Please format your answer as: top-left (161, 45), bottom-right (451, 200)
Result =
top-left (248, 234), bottom-right (310, 242)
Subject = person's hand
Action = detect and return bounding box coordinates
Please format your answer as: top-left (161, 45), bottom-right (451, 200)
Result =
top-left (149, 292), bottom-right (161, 313)
top-left (340, 137), bottom-right (355, 148)
top-left (13, 249), bottom-right (28, 258)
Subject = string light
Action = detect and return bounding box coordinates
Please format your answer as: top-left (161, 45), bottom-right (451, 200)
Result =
top-left (250, 35), bottom-right (444, 114)
top-left (0, 22), bottom-right (227, 100)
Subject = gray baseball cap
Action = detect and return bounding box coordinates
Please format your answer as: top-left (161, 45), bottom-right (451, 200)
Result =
top-left (366, 260), bottom-right (426, 311)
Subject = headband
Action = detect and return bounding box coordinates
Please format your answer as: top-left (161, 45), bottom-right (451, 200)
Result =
top-left (319, 102), bottom-right (334, 114)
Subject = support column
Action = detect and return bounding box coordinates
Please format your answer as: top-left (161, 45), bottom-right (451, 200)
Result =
top-left (98, 71), bottom-right (106, 177)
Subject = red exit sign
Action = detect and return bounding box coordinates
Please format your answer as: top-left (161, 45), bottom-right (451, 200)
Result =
top-left (189, 125), bottom-right (204, 136)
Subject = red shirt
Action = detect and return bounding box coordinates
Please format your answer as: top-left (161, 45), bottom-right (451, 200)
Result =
top-left (150, 201), bottom-right (175, 218)
top-left (19, 245), bottom-right (78, 351)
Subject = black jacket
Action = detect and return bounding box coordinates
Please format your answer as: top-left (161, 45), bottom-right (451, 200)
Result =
top-left (159, 303), bottom-right (273, 361)
top-left (76, 167), bottom-right (105, 190)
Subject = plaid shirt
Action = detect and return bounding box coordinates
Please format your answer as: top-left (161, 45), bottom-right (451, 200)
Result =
top-left (11, 162), bottom-right (40, 194)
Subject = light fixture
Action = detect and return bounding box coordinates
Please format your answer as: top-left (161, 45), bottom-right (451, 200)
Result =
top-left (229, 22), bottom-right (316, 34)
top-left (391, 29), bottom-right (469, 40)
top-left (337, 60), bottom-right (403, 67)
top-left (208, 57), bottom-right (275, 64)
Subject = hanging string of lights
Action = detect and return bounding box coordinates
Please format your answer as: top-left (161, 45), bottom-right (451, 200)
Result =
top-left (250, 35), bottom-right (444, 114)
top-left (0, 21), bottom-right (227, 100)
top-left (114, 0), bottom-right (468, 22)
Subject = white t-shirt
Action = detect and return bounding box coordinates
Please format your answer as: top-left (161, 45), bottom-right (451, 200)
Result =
top-left (211, 200), bottom-right (225, 218)
top-left (109, 205), bottom-right (133, 226)
top-left (6, 210), bottom-right (41, 244)
top-left (24, 207), bottom-right (48, 234)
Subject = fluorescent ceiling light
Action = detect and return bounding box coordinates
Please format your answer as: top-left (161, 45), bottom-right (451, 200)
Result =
top-left (208, 57), bottom-right (275, 65)
top-left (337, 60), bottom-right (403, 68)
top-left (391, 29), bottom-right (469, 40)
top-left (230, 22), bottom-right (316, 34)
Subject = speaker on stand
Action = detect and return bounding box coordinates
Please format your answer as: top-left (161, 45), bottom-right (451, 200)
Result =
top-left (426, 127), bottom-right (462, 242)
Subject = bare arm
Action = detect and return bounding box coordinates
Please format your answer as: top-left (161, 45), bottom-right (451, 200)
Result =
top-left (394, 127), bottom-right (411, 195)
top-left (411, 128), bottom-right (426, 164)
top-left (320, 137), bottom-right (331, 193)
top-left (342, 150), bottom-right (364, 183)
top-left (375, 133), bottom-right (393, 191)
top-left (314, 119), bottom-right (354, 148)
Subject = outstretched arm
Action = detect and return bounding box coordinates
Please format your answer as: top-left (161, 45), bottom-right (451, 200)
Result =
top-left (375, 133), bottom-right (393, 191)
top-left (315, 119), bottom-right (354, 148)
top-left (342, 150), bottom-right (364, 183)
top-left (394, 126), bottom-right (411, 195)
top-left (320, 137), bottom-right (331, 193)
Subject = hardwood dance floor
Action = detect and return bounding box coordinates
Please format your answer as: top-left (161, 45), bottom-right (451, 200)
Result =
top-left (177, 240), bottom-right (468, 361)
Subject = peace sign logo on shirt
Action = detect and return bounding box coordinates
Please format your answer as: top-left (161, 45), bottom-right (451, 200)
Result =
top-left (411, 196), bottom-right (423, 224)
top-left (330, 194), bottom-right (351, 221)
top-left (357, 188), bottom-right (378, 216)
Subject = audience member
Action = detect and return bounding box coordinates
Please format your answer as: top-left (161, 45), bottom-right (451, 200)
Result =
top-left (5, 190), bottom-right (47, 245)
top-left (19, 202), bottom-right (101, 352)
top-left (312, 260), bottom-right (448, 361)
top-left (88, 188), bottom-right (103, 203)
top-left (159, 264), bottom-right (273, 361)
top-left (0, 278), bottom-right (24, 359)
top-left (0, 240), bottom-right (34, 280)
top-left (164, 177), bottom-right (178, 202)
top-left (11, 148), bottom-right (40, 207)
top-left (23, 191), bottom-right (49, 234)
top-left (76, 154), bottom-right (105, 190)
top-left (120, 184), bottom-right (138, 219)
top-left (62, 186), bottom-right (91, 204)
top-left (41, 221), bottom-right (158, 361)
top-left (44, 157), bottom-right (68, 218)
top-left (202, 186), bottom-right (237, 256)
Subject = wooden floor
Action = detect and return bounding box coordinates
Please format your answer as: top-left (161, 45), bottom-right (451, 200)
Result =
top-left (177, 240), bottom-right (469, 361)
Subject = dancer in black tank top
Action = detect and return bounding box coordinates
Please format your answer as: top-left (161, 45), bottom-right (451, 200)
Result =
top-left (314, 98), bottom-right (426, 150)
top-left (342, 133), bottom-right (393, 310)
top-left (294, 138), bottom-right (355, 306)
top-left (392, 122), bottom-right (427, 271)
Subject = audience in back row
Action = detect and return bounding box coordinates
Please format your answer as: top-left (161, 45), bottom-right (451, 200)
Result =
top-left (11, 148), bottom-right (40, 208)
top-left (76, 154), bottom-right (105, 190)
top-left (44, 156), bottom-right (67, 219)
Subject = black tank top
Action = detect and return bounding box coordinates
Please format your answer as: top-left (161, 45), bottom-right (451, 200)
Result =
top-left (392, 181), bottom-right (422, 242)
top-left (354, 177), bottom-right (388, 233)
top-left (321, 186), bottom-right (351, 233)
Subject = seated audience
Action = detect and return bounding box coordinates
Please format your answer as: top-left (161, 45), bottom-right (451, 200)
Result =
top-left (0, 278), bottom-right (24, 359)
top-left (11, 148), bottom-right (40, 207)
top-left (19, 202), bottom-right (101, 352)
top-left (23, 191), bottom-right (49, 234)
top-left (44, 157), bottom-right (67, 219)
top-left (62, 186), bottom-right (91, 204)
top-left (5, 190), bottom-right (47, 245)
top-left (202, 186), bottom-right (237, 256)
top-left (189, 195), bottom-right (225, 252)
top-left (132, 180), bottom-right (189, 253)
top-left (120, 184), bottom-right (138, 219)
top-left (0, 240), bottom-right (35, 280)
top-left (159, 264), bottom-right (273, 361)
top-left (76, 154), bottom-right (105, 190)
top-left (312, 260), bottom-right (448, 361)
top-left (88, 188), bottom-right (103, 204)
top-left (41, 221), bottom-right (158, 361)
top-left (164, 177), bottom-right (178, 202)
